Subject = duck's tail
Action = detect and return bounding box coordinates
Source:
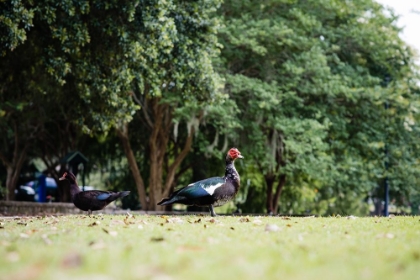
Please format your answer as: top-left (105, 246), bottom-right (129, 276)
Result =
top-left (118, 191), bottom-right (131, 198)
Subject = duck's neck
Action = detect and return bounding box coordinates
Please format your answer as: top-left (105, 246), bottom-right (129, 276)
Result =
top-left (69, 183), bottom-right (81, 201)
top-left (225, 158), bottom-right (240, 185)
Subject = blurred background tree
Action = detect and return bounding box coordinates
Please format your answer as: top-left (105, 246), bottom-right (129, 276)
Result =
top-left (1, 0), bottom-right (419, 215)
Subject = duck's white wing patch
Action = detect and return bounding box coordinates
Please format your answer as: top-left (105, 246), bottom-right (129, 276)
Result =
top-left (202, 182), bottom-right (223, 195)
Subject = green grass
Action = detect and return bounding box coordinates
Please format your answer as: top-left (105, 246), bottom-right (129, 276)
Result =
top-left (1, 214), bottom-right (420, 280)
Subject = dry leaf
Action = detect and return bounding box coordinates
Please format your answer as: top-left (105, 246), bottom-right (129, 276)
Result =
top-left (89, 241), bottom-right (106, 250)
top-left (102, 228), bottom-right (118, 236)
top-left (281, 217), bottom-right (291, 220)
top-left (265, 224), bottom-right (281, 232)
top-left (17, 221), bottom-right (27, 226)
top-left (151, 237), bottom-right (164, 242)
top-left (194, 218), bottom-right (201, 223)
top-left (42, 234), bottom-right (52, 245)
top-left (6, 252), bottom-right (20, 262)
top-left (207, 218), bottom-right (218, 223)
top-left (124, 217), bottom-right (135, 226)
top-left (239, 217), bottom-right (250, 223)
top-left (166, 217), bottom-right (184, 224)
top-left (61, 253), bottom-right (82, 268)
top-left (110, 220), bottom-right (125, 226)
top-left (376, 233), bottom-right (395, 239)
top-left (230, 227), bottom-right (235, 230)
top-left (177, 245), bottom-right (203, 252)
top-left (20, 233), bottom-right (29, 239)
top-left (88, 221), bottom-right (101, 227)
top-left (286, 224), bottom-right (292, 227)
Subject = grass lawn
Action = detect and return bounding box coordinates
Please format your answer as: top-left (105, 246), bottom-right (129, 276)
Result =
top-left (0, 214), bottom-right (419, 280)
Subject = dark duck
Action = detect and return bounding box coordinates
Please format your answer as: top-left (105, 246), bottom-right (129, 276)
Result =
top-left (59, 172), bottom-right (130, 215)
top-left (158, 147), bottom-right (244, 217)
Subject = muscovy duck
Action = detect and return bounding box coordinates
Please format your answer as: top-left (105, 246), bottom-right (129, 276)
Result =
top-left (157, 147), bottom-right (244, 217)
top-left (59, 172), bottom-right (130, 215)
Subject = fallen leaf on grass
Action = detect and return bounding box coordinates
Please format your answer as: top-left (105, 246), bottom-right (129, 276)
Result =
top-left (1, 240), bottom-right (11, 247)
top-left (89, 240), bottom-right (106, 250)
top-left (61, 252), bottom-right (82, 268)
top-left (42, 234), bottom-right (52, 245)
top-left (88, 221), bottom-right (101, 227)
top-left (286, 224), bottom-right (292, 227)
top-left (239, 217), bottom-right (250, 222)
top-left (194, 218), bottom-right (201, 223)
top-left (281, 217), bottom-right (291, 220)
top-left (6, 252), bottom-right (20, 262)
top-left (230, 227), bottom-right (235, 230)
top-left (124, 217), bottom-right (135, 226)
top-left (265, 224), bottom-right (281, 232)
top-left (17, 221), bottom-right (27, 226)
top-left (102, 228), bottom-right (118, 236)
top-left (166, 217), bottom-right (184, 224)
top-left (177, 245), bottom-right (203, 252)
top-left (376, 233), bottom-right (395, 239)
top-left (207, 218), bottom-right (218, 223)
top-left (150, 237), bottom-right (164, 242)
top-left (110, 220), bottom-right (125, 226)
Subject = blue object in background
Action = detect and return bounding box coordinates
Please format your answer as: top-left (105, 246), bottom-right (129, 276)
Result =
top-left (38, 174), bottom-right (46, 203)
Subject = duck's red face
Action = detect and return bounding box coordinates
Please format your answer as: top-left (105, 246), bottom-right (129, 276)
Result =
top-left (228, 148), bottom-right (244, 160)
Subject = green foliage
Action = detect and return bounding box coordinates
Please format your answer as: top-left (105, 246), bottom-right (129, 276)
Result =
top-left (219, 0), bottom-right (420, 214)
top-left (1, 0), bottom-right (420, 214)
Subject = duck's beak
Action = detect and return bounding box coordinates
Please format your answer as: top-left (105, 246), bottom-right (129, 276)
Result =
top-left (238, 154), bottom-right (244, 159)
top-left (59, 173), bottom-right (67, 181)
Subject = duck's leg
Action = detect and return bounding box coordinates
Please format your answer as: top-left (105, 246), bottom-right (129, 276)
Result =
top-left (209, 205), bottom-right (217, 217)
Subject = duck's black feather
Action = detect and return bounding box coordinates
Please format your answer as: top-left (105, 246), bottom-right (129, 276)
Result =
top-left (59, 172), bottom-right (130, 214)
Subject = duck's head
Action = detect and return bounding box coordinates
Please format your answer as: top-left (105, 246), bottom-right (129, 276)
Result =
top-left (227, 147), bottom-right (244, 161)
top-left (59, 172), bottom-right (77, 184)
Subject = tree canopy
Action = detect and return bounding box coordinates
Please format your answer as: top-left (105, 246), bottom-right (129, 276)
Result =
top-left (1, 0), bottom-right (419, 215)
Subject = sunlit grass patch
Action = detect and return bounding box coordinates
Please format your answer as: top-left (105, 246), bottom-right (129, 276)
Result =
top-left (1, 214), bottom-right (419, 279)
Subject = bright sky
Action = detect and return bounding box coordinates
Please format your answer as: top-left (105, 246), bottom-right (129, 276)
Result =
top-left (376, 0), bottom-right (420, 57)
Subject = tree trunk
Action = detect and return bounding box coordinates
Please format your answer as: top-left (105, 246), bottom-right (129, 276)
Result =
top-left (272, 174), bottom-right (286, 215)
top-left (265, 174), bottom-right (275, 214)
top-left (147, 100), bottom-right (170, 211)
top-left (0, 132), bottom-right (28, 201)
top-left (126, 95), bottom-right (199, 211)
top-left (264, 173), bottom-right (286, 215)
top-left (116, 124), bottom-right (148, 210)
